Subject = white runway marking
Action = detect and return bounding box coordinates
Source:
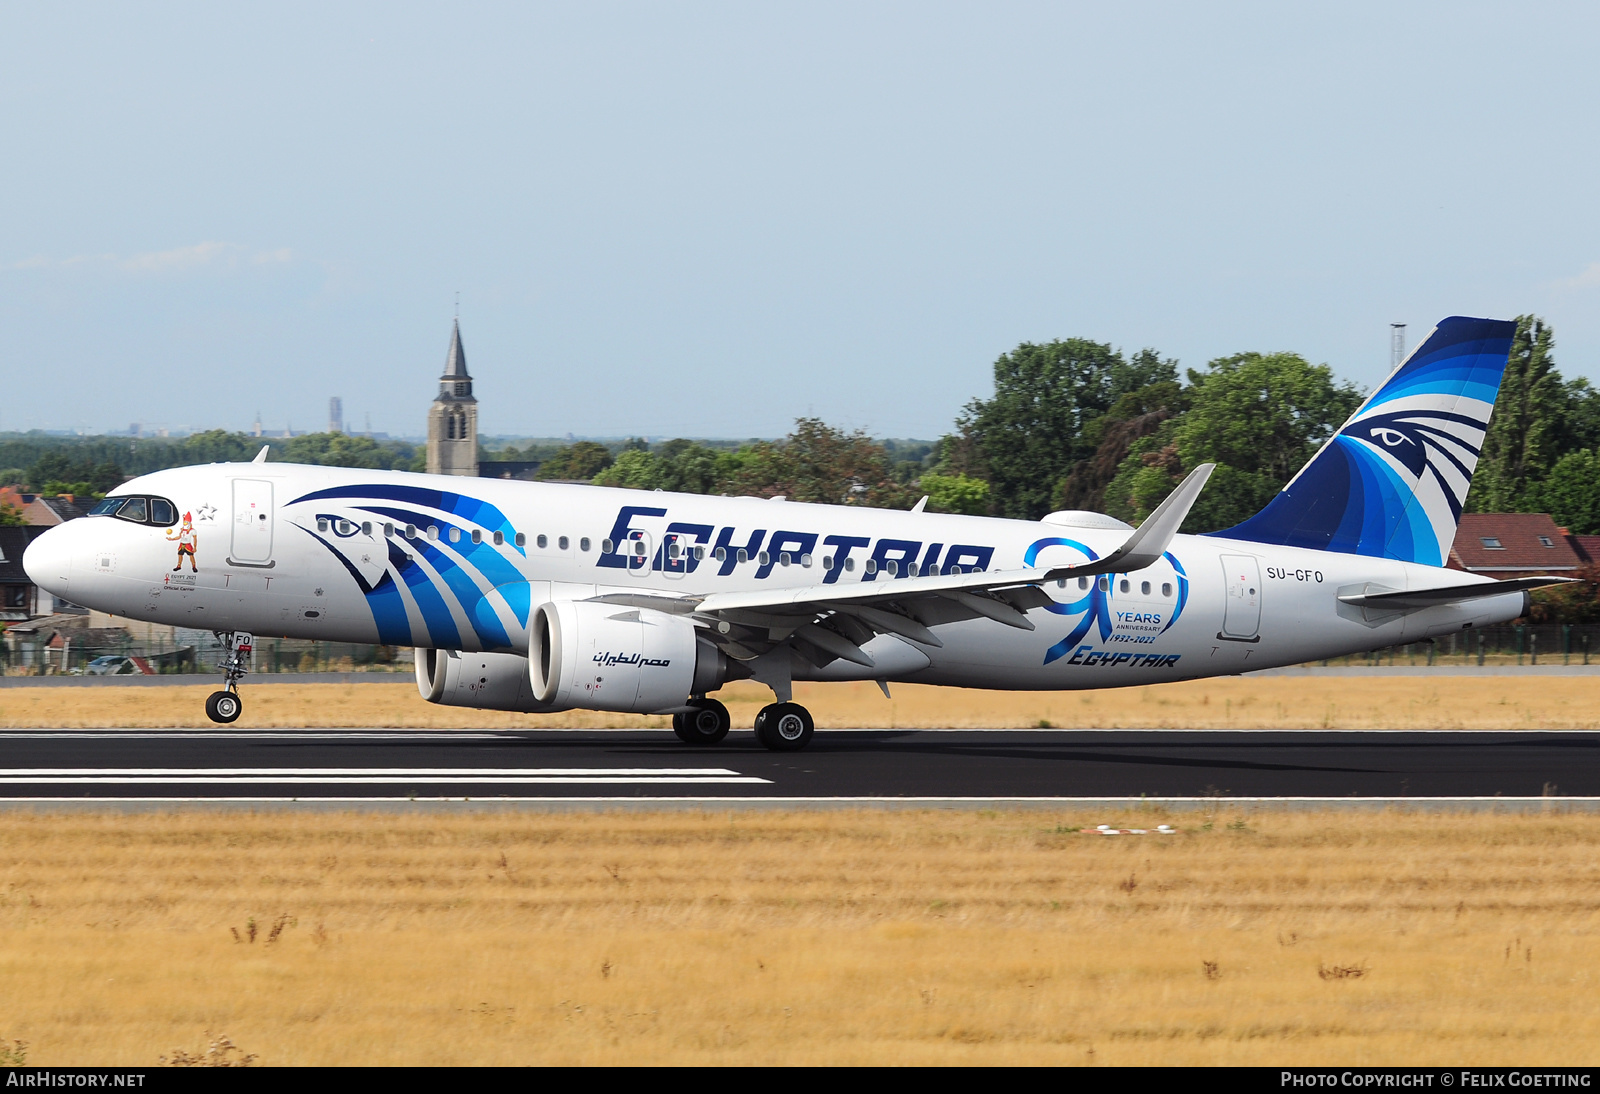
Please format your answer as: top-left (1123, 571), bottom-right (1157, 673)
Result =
top-left (0, 768), bottom-right (770, 785)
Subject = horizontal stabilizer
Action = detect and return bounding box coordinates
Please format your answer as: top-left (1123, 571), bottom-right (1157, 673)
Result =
top-left (1337, 575), bottom-right (1574, 610)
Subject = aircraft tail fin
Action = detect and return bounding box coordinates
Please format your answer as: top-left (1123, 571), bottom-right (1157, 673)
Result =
top-left (1212, 316), bottom-right (1517, 566)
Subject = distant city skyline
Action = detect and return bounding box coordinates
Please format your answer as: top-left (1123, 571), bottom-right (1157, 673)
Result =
top-left (4, 3), bottom-right (1600, 438)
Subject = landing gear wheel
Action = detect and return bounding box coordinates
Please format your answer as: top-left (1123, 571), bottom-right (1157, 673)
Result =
top-left (205, 690), bottom-right (242, 724)
top-left (208, 631), bottom-right (252, 726)
top-left (674, 698), bottom-right (731, 745)
top-left (754, 702), bottom-right (813, 752)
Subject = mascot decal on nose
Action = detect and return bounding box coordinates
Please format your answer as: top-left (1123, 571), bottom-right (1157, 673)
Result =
top-left (168, 511), bottom-right (198, 572)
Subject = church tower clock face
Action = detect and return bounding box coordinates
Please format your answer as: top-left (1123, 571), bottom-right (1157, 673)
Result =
top-left (426, 318), bottom-right (479, 478)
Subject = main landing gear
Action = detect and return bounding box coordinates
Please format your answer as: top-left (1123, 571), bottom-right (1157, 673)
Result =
top-left (754, 702), bottom-right (814, 752)
top-left (673, 697), bottom-right (731, 745)
top-left (671, 696), bottom-right (816, 751)
top-left (205, 631), bottom-right (253, 725)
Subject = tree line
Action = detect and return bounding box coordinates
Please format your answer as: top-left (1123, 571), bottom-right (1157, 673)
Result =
top-left (8, 315), bottom-right (1600, 539)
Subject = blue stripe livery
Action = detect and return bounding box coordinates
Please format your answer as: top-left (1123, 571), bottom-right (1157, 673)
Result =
top-left (290, 484), bottom-right (528, 651)
top-left (1214, 316), bottom-right (1516, 566)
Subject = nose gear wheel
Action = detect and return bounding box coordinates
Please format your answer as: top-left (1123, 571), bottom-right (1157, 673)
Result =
top-left (205, 631), bottom-right (253, 725)
top-left (205, 691), bottom-right (242, 724)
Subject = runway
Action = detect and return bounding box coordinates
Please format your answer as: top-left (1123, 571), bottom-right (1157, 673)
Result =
top-left (0, 728), bottom-right (1596, 805)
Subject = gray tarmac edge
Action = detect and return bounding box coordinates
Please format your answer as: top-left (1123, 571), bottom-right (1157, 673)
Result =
top-left (0, 796), bottom-right (1591, 813)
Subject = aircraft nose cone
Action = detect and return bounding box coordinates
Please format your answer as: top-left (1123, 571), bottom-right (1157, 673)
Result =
top-left (22, 523), bottom-right (73, 598)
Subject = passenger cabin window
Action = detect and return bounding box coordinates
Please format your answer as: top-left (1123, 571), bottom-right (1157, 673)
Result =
top-left (492, 531), bottom-right (504, 546)
top-left (515, 532), bottom-right (526, 547)
top-left (581, 537), bottom-right (592, 552)
top-left (536, 534), bottom-right (547, 548)
top-left (558, 536), bottom-right (569, 550)
top-left (1162, 583), bottom-right (1173, 597)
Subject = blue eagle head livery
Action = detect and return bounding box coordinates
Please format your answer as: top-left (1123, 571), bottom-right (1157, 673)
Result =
top-left (1216, 316), bottom-right (1517, 567)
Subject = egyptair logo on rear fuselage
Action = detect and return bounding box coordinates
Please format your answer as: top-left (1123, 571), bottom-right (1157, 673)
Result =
top-left (1023, 537), bottom-right (1189, 666)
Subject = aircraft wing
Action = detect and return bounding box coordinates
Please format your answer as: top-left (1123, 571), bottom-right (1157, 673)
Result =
top-left (585, 463), bottom-right (1215, 669)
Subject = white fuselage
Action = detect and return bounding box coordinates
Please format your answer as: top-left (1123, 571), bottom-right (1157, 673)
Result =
top-left (24, 462), bottom-right (1524, 691)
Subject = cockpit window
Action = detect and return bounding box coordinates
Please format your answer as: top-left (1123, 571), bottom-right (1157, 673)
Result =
top-left (90, 495), bottom-right (179, 526)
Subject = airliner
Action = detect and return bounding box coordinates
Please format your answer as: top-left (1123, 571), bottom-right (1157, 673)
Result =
top-left (23, 317), bottom-right (1561, 750)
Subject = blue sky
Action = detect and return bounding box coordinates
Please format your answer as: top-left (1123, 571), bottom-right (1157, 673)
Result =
top-left (3, 2), bottom-right (1598, 440)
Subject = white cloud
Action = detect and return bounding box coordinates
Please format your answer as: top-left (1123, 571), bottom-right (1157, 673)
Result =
top-left (1554, 262), bottom-right (1600, 290)
top-left (118, 240), bottom-right (233, 273)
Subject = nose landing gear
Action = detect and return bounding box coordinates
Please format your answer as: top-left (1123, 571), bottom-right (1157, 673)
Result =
top-left (205, 631), bottom-right (253, 725)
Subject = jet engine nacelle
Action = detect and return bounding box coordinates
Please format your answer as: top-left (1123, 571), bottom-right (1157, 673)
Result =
top-left (529, 600), bottom-right (731, 713)
top-left (413, 648), bottom-right (565, 713)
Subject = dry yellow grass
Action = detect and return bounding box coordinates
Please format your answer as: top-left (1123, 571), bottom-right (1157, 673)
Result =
top-left (2, 675), bottom-right (1599, 729)
top-left (0, 808), bottom-right (1595, 1065)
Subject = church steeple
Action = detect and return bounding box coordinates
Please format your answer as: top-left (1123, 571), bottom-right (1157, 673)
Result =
top-left (439, 319), bottom-right (473, 400)
top-left (426, 318), bottom-right (479, 477)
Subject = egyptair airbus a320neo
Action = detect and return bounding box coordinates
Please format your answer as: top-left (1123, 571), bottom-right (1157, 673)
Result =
top-left (24, 317), bottom-right (1560, 750)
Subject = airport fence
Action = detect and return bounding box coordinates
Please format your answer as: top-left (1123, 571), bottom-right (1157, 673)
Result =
top-left (1322, 624), bottom-right (1600, 667)
top-left (0, 633), bottom-right (411, 677)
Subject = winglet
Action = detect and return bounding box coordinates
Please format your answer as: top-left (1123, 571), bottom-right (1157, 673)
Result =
top-left (1044, 463), bottom-right (1214, 579)
top-left (252, 445), bottom-right (270, 464)
top-left (910, 495), bottom-right (929, 513)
